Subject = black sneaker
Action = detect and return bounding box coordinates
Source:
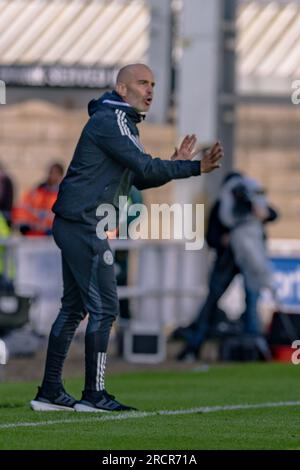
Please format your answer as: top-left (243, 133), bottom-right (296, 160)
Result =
top-left (30, 386), bottom-right (77, 411)
top-left (74, 390), bottom-right (137, 412)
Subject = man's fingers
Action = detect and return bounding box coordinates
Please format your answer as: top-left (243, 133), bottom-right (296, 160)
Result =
top-left (201, 141), bottom-right (224, 172)
top-left (208, 144), bottom-right (224, 162)
top-left (187, 134), bottom-right (197, 151)
top-left (181, 135), bottom-right (190, 145)
top-left (210, 150), bottom-right (223, 162)
top-left (178, 136), bottom-right (187, 150)
top-left (210, 141), bottom-right (221, 151)
top-left (209, 143), bottom-right (223, 156)
top-left (181, 134), bottom-right (197, 148)
top-left (178, 136), bottom-right (224, 162)
top-left (182, 134), bottom-right (193, 144)
top-left (202, 142), bottom-right (222, 157)
top-left (206, 151), bottom-right (223, 164)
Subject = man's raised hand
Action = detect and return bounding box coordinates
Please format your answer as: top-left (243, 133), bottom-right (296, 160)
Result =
top-left (200, 142), bottom-right (223, 173)
top-left (171, 136), bottom-right (224, 174)
top-left (171, 134), bottom-right (201, 161)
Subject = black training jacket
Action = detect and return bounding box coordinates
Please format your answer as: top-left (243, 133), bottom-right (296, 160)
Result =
top-left (53, 91), bottom-right (201, 226)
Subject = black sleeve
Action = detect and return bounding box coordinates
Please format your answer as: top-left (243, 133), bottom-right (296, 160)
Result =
top-left (131, 160), bottom-right (201, 190)
top-left (89, 113), bottom-right (201, 188)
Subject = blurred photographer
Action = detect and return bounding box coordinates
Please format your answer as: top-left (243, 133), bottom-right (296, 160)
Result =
top-left (175, 172), bottom-right (278, 362)
top-left (219, 174), bottom-right (277, 338)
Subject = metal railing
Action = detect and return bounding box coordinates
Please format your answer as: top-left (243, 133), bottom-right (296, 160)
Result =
top-left (0, 236), bottom-right (208, 334)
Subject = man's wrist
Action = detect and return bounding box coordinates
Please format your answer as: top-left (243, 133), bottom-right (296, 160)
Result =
top-left (191, 160), bottom-right (201, 176)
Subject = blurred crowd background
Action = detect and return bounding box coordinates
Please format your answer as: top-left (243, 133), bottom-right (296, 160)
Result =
top-left (0, 0), bottom-right (300, 370)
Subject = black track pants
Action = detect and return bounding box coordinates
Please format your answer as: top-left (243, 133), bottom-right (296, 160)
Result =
top-left (42, 216), bottom-right (119, 393)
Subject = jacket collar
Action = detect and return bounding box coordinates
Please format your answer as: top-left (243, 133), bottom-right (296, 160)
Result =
top-left (89, 90), bottom-right (145, 124)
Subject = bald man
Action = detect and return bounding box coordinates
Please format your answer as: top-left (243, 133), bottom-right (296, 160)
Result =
top-left (31, 64), bottom-right (223, 413)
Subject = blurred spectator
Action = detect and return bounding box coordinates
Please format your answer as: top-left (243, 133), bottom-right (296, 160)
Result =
top-left (13, 162), bottom-right (64, 236)
top-left (0, 162), bottom-right (14, 227)
top-left (175, 172), bottom-right (278, 361)
top-left (0, 163), bottom-right (14, 291)
top-left (219, 174), bottom-right (277, 327)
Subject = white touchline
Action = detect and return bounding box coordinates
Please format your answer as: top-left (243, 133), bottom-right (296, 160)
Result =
top-left (1, 401), bottom-right (300, 430)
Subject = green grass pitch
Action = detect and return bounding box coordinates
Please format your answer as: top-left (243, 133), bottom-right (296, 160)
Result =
top-left (0, 363), bottom-right (300, 450)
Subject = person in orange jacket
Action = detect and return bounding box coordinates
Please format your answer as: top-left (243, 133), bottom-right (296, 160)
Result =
top-left (13, 163), bottom-right (64, 236)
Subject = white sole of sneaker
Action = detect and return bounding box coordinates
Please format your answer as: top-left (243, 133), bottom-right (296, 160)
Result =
top-left (74, 403), bottom-right (109, 413)
top-left (30, 400), bottom-right (75, 412)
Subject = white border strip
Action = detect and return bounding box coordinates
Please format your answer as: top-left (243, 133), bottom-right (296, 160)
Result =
top-left (1, 401), bottom-right (300, 430)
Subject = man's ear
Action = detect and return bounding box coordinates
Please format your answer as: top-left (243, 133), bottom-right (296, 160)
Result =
top-left (115, 83), bottom-right (127, 98)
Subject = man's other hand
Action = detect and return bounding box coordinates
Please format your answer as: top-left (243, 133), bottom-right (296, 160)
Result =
top-left (171, 134), bottom-right (201, 161)
top-left (201, 142), bottom-right (223, 173)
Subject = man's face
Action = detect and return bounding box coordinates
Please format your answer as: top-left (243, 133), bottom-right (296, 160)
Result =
top-left (118, 66), bottom-right (155, 113)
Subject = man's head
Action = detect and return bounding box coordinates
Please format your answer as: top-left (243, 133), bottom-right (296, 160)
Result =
top-left (115, 64), bottom-right (155, 113)
top-left (47, 162), bottom-right (64, 186)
